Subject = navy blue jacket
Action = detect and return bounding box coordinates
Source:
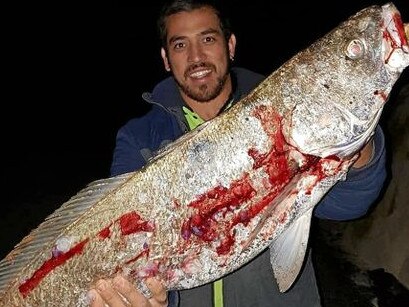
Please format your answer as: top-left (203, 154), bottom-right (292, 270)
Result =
top-left (111, 67), bottom-right (386, 221)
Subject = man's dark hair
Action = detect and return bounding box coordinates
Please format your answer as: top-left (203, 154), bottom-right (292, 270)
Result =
top-left (157, 0), bottom-right (232, 50)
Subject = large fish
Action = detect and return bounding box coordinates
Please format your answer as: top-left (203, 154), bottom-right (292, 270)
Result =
top-left (1, 2), bottom-right (408, 306)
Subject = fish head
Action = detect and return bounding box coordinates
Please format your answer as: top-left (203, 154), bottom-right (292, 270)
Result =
top-left (284, 2), bottom-right (409, 159)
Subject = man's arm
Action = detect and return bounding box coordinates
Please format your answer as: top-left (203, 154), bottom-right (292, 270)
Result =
top-left (110, 121), bottom-right (151, 176)
top-left (110, 106), bottom-right (182, 177)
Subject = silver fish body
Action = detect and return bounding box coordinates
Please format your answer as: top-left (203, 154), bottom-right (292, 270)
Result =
top-left (1, 3), bottom-right (408, 306)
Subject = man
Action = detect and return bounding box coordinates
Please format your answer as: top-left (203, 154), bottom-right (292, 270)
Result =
top-left (87, 0), bottom-right (386, 306)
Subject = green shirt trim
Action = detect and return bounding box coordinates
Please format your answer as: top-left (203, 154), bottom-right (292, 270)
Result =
top-left (182, 106), bottom-right (205, 130)
top-left (182, 99), bottom-right (233, 131)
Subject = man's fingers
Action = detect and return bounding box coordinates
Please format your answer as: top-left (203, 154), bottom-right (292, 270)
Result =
top-left (112, 275), bottom-right (150, 306)
top-left (87, 289), bottom-right (105, 307)
top-left (146, 277), bottom-right (168, 305)
top-left (94, 279), bottom-right (126, 307)
top-left (87, 276), bottom-right (168, 307)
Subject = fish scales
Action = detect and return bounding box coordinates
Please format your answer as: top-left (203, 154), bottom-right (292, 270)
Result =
top-left (1, 2), bottom-right (409, 306)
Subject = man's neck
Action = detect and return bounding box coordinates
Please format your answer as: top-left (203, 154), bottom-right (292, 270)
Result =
top-left (182, 79), bottom-right (233, 121)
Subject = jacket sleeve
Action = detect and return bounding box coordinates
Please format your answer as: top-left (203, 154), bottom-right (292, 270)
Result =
top-left (110, 120), bottom-right (148, 176)
top-left (110, 106), bottom-right (183, 177)
top-left (314, 125), bottom-right (387, 221)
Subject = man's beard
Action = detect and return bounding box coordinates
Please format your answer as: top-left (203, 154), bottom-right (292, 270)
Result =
top-left (174, 62), bottom-right (229, 103)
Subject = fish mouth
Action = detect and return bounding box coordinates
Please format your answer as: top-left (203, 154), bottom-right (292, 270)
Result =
top-left (382, 3), bottom-right (409, 71)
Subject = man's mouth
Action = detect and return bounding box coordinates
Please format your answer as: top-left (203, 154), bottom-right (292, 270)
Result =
top-left (188, 68), bottom-right (212, 79)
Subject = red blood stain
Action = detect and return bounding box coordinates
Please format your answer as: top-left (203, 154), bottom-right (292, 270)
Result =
top-left (19, 239), bottom-right (89, 297)
top-left (119, 211), bottom-right (154, 235)
top-left (129, 261), bottom-right (159, 279)
top-left (180, 175), bottom-right (256, 248)
top-left (179, 106), bottom-right (331, 256)
top-left (392, 12), bottom-right (409, 48)
top-left (383, 12), bottom-right (408, 65)
top-left (278, 212), bottom-right (288, 223)
top-left (374, 89), bottom-right (388, 102)
top-left (98, 224), bottom-right (112, 239)
top-left (125, 248), bottom-right (150, 265)
top-left (20, 210), bottom-right (154, 297)
top-left (216, 233), bottom-right (235, 255)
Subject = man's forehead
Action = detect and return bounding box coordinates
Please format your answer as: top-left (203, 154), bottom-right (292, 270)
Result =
top-left (165, 7), bottom-right (221, 41)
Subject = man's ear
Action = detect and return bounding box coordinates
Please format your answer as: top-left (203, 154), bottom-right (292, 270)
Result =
top-left (161, 47), bottom-right (171, 72)
top-left (228, 34), bottom-right (237, 61)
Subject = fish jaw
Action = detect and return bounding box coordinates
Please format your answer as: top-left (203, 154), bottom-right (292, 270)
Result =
top-left (382, 3), bottom-right (409, 72)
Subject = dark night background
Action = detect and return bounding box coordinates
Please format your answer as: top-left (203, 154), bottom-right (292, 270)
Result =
top-left (2, 0), bottom-right (409, 305)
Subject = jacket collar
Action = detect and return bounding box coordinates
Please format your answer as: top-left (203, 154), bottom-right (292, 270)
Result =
top-left (141, 67), bottom-right (265, 133)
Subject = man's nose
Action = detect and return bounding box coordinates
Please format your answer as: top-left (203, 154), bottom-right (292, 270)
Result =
top-left (187, 43), bottom-right (206, 63)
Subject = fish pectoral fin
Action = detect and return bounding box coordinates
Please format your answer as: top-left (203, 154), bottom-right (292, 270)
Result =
top-left (269, 208), bottom-right (313, 292)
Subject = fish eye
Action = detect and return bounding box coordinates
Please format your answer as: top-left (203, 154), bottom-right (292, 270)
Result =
top-left (345, 39), bottom-right (365, 59)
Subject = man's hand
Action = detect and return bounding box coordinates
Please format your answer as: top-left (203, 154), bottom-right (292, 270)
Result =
top-left (352, 139), bottom-right (374, 168)
top-left (87, 275), bottom-right (168, 307)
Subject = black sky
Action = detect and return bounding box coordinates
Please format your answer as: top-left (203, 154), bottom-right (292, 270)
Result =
top-left (2, 0), bottom-right (408, 258)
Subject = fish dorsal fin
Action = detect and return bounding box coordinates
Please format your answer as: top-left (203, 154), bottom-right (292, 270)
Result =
top-left (0, 172), bottom-right (133, 295)
top-left (269, 208), bottom-right (313, 292)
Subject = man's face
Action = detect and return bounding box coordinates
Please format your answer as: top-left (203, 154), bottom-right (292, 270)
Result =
top-left (161, 6), bottom-right (235, 103)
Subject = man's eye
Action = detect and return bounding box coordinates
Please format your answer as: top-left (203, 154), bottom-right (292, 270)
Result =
top-left (203, 36), bottom-right (215, 43)
top-left (174, 42), bottom-right (185, 50)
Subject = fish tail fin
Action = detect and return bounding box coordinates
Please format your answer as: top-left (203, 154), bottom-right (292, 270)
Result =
top-left (0, 172), bottom-right (133, 297)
